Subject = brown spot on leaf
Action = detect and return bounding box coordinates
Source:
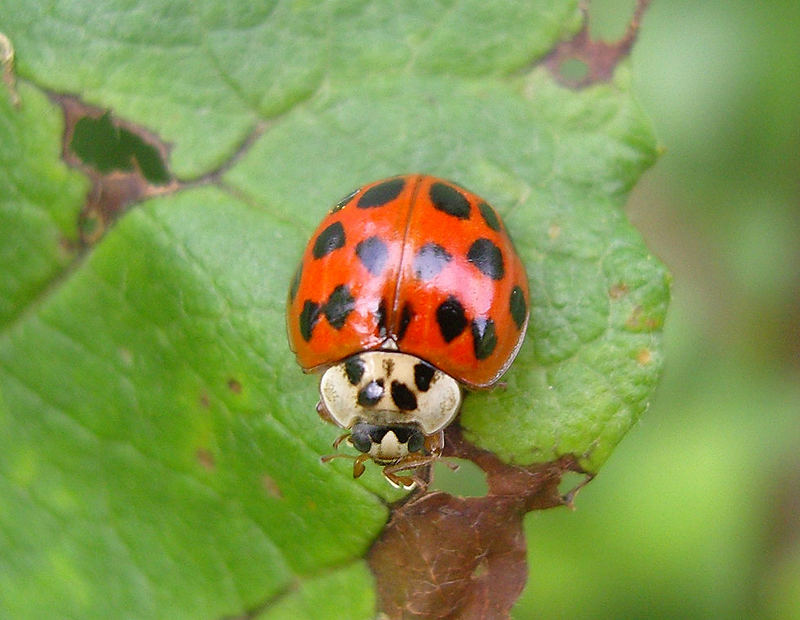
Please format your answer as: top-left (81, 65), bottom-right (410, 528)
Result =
top-left (196, 448), bottom-right (215, 470)
top-left (262, 475), bottom-right (283, 499)
top-left (626, 305), bottom-right (662, 330)
top-left (369, 426), bottom-right (592, 618)
top-left (609, 282), bottom-right (629, 299)
top-left (199, 391), bottom-right (210, 408)
top-left (636, 348), bottom-right (653, 365)
top-left (544, 0), bottom-right (650, 89)
top-left (228, 378), bottom-right (242, 394)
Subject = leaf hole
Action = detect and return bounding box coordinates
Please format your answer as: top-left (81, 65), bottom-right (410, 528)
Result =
top-left (543, 0), bottom-right (649, 89)
top-left (558, 470), bottom-right (593, 506)
top-left (557, 57), bottom-right (589, 82)
top-left (429, 458), bottom-right (489, 497)
top-left (69, 111), bottom-right (170, 184)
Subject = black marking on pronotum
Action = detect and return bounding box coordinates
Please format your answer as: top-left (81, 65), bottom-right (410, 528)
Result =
top-left (478, 202), bottom-right (501, 231)
top-left (313, 221), bottom-right (346, 259)
top-left (414, 362), bottom-right (435, 392)
top-left (397, 303), bottom-right (413, 341)
top-left (324, 284), bottom-right (355, 329)
top-left (413, 242), bottom-right (452, 280)
top-left (299, 300), bottom-right (321, 342)
top-left (358, 379), bottom-right (384, 407)
top-left (355, 235), bottom-right (388, 276)
top-left (357, 178), bottom-right (405, 208)
top-left (391, 381), bottom-right (418, 411)
top-left (344, 356), bottom-right (365, 385)
top-left (429, 182), bottom-right (470, 219)
top-left (436, 296), bottom-right (467, 343)
top-left (331, 187), bottom-right (360, 213)
top-left (471, 317), bottom-right (497, 360)
top-left (467, 238), bottom-right (505, 280)
top-left (509, 285), bottom-right (527, 330)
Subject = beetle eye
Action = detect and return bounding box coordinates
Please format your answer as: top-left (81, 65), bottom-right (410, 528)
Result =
top-left (350, 425), bottom-right (373, 453)
top-left (407, 429), bottom-right (425, 453)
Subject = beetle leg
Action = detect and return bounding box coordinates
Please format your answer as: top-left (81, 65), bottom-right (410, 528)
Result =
top-left (382, 453), bottom-right (439, 490)
top-left (422, 431), bottom-right (460, 471)
top-left (320, 452), bottom-right (353, 464)
top-left (424, 431), bottom-right (445, 457)
top-left (331, 432), bottom-right (350, 450)
top-left (320, 452), bottom-right (371, 480)
top-left (352, 453), bottom-right (370, 478)
top-left (384, 470), bottom-right (426, 490)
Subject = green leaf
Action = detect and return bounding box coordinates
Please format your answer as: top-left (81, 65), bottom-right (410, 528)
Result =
top-left (0, 1), bottom-right (668, 617)
top-left (458, 71), bottom-right (670, 471)
top-left (257, 561), bottom-right (375, 620)
top-left (3, 0), bottom-right (581, 177)
top-left (0, 83), bottom-right (86, 327)
top-left (0, 187), bottom-right (391, 617)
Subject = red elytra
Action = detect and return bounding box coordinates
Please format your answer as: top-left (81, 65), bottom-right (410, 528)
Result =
top-left (287, 174), bottom-right (529, 388)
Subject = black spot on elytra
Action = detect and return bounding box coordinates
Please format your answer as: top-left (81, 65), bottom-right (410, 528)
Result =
top-left (355, 236), bottom-right (388, 276)
top-left (324, 284), bottom-right (355, 329)
top-left (344, 356), bottom-right (365, 385)
top-left (376, 299), bottom-right (388, 338)
top-left (391, 381), bottom-right (418, 411)
top-left (429, 182), bottom-right (470, 219)
top-left (376, 299), bottom-right (387, 338)
top-left (398, 303), bottom-right (413, 341)
top-left (358, 379), bottom-right (384, 407)
top-left (414, 362), bottom-right (435, 392)
top-left (331, 187), bottom-right (360, 213)
top-left (357, 178), bottom-right (405, 208)
top-left (478, 202), bottom-right (501, 231)
top-left (289, 263), bottom-right (302, 301)
top-left (299, 300), bottom-right (321, 341)
top-left (467, 238), bottom-right (505, 280)
top-left (471, 317), bottom-right (497, 360)
top-left (509, 286), bottom-right (527, 330)
top-left (436, 296), bottom-right (467, 343)
top-left (313, 221), bottom-right (346, 259)
top-left (413, 242), bottom-right (452, 280)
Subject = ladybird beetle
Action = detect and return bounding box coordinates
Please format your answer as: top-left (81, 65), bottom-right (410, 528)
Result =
top-left (287, 175), bottom-right (529, 488)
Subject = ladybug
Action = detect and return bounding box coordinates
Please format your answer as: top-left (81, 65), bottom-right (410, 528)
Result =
top-left (287, 175), bottom-right (529, 488)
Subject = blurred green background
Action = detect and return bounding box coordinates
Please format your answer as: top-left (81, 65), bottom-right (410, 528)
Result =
top-left (513, 1), bottom-right (800, 617)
